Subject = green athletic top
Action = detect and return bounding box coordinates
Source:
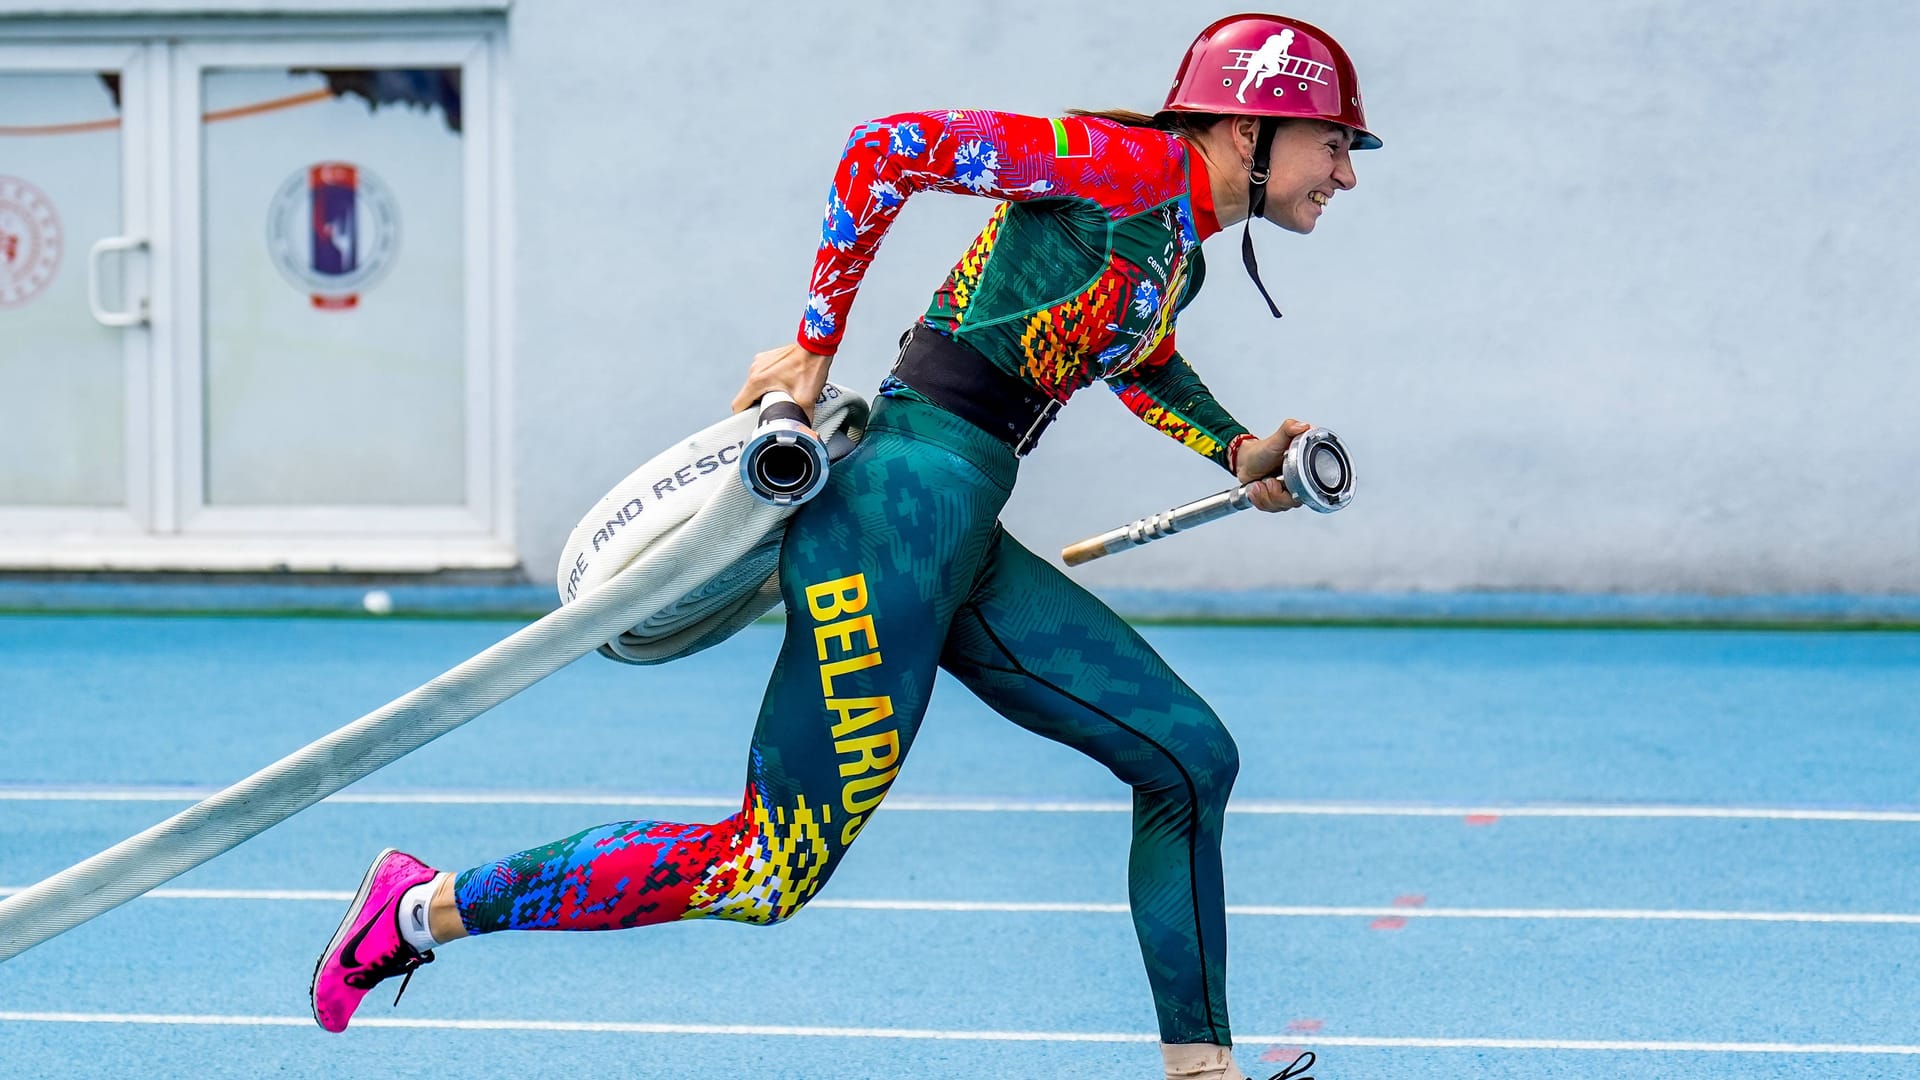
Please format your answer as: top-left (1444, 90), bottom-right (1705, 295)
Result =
top-left (797, 109), bottom-right (1254, 469)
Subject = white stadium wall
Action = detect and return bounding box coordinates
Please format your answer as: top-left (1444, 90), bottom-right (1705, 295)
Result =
top-left (510, 0), bottom-right (1918, 595)
top-left (4, 1), bottom-right (1914, 595)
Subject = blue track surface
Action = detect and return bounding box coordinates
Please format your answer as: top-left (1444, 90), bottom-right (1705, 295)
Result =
top-left (3, 615), bottom-right (1919, 1078)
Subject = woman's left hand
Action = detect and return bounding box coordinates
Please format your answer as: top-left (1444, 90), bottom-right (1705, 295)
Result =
top-left (1233, 419), bottom-right (1313, 513)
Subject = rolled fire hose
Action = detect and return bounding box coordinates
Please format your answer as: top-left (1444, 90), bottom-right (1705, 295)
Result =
top-left (559, 385), bottom-right (867, 663)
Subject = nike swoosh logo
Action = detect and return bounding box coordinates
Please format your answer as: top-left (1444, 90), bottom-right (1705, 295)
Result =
top-left (338, 898), bottom-right (391, 970)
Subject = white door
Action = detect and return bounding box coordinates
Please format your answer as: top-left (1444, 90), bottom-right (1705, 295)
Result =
top-left (170, 37), bottom-right (507, 568)
top-left (0, 43), bottom-right (156, 549)
top-left (0, 32), bottom-right (510, 570)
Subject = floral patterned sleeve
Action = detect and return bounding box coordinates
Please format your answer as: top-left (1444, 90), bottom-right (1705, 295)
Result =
top-left (1107, 340), bottom-right (1252, 470)
top-left (797, 109), bottom-right (1193, 353)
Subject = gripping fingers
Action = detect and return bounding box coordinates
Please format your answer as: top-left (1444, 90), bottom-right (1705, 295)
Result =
top-left (733, 344), bottom-right (832, 418)
top-left (1248, 476), bottom-right (1297, 513)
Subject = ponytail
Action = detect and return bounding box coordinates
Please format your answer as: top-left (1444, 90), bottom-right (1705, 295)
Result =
top-left (1065, 108), bottom-right (1228, 138)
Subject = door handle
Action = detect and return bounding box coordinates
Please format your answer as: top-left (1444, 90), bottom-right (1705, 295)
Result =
top-left (87, 235), bottom-right (149, 327)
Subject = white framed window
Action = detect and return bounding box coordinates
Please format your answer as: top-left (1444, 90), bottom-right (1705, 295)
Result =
top-left (0, 41), bottom-right (157, 541)
top-left (0, 22), bottom-right (512, 571)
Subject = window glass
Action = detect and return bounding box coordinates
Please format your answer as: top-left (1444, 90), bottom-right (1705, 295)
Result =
top-left (0, 72), bottom-right (126, 507)
top-left (200, 67), bottom-right (465, 506)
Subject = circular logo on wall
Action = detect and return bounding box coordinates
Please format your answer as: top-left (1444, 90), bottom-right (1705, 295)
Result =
top-left (0, 175), bottom-right (63, 311)
top-left (267, 162), bottom-right (401, 310)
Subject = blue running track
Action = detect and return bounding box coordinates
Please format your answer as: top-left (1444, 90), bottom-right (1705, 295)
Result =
top-left (2, 615), bottom-right (1918, 1079)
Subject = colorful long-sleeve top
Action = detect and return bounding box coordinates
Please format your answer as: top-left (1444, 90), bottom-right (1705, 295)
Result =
top-left (797, 109), bottom-right (1253, 469)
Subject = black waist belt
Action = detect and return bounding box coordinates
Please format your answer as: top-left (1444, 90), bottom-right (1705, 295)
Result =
top-left (890, 324), bottom-right (1061, 456)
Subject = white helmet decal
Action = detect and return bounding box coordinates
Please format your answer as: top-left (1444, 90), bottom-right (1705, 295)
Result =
top-left (1224, 31), bottom-right (1331, 102)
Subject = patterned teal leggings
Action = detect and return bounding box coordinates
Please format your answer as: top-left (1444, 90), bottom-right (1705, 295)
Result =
top-left (456, 394), bottom-right (1240, 1044)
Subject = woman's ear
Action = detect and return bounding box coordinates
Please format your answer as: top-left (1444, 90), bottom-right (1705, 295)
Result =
top-left (1234, 116), bottom-right (1260, 169)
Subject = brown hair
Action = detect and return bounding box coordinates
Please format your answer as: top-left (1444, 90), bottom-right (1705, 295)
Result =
top-left (1065, 108), bottom-right (1229, 138)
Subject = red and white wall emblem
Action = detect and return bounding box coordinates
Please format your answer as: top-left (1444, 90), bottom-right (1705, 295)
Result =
top-left (0, 175), bottom-right (62, 310)
top-left (266, 161), bottom-right (401, 310)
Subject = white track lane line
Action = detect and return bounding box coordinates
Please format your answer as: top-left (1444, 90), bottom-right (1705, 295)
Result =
top-left (2, 887), bottom-right (1916, 924)
top-left (4, 786), bottom-right (1920, 822)
top-left (0, 1011), bottom-right (1915, 1055)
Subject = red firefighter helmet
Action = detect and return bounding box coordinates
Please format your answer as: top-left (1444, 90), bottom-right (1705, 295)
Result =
top-left (1161, 13), bottom-right (1381, 150)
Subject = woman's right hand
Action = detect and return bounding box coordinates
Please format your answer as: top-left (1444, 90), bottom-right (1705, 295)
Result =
top-left (731, 342), bottom-right (834, 422)
top-left (1233, 419), bottom-right (1314, 513)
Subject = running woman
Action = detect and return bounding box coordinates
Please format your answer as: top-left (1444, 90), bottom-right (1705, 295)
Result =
top-left (311, 14), bottom-right (1379, 1080)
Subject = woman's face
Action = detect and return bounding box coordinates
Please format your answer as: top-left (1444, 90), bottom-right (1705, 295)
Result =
top-left (1258, 120), bottom-right (1358, 234)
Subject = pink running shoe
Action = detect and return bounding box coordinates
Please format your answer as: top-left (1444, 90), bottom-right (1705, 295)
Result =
top-left (310, 848), bottom-right (439, 1032)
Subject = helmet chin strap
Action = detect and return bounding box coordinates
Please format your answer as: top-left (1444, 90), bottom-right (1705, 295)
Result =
top-left (1241, 116), bottom-right (1284, 319)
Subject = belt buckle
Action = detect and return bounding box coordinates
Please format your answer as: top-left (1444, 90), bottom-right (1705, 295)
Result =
top-left (1012, 400), bottom-right (1061, 457)
top-left (891, 327), bottom-right (915, 373)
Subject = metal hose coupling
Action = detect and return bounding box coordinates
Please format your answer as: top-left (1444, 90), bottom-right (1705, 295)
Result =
top-left (1281, 426), bottom-right (1354, 513)
top-left (742, 390), bottom-right (832, 506)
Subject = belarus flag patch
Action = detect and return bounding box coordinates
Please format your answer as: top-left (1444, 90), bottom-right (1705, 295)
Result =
top-left (1050, 117), bottom-right (1093, 159)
